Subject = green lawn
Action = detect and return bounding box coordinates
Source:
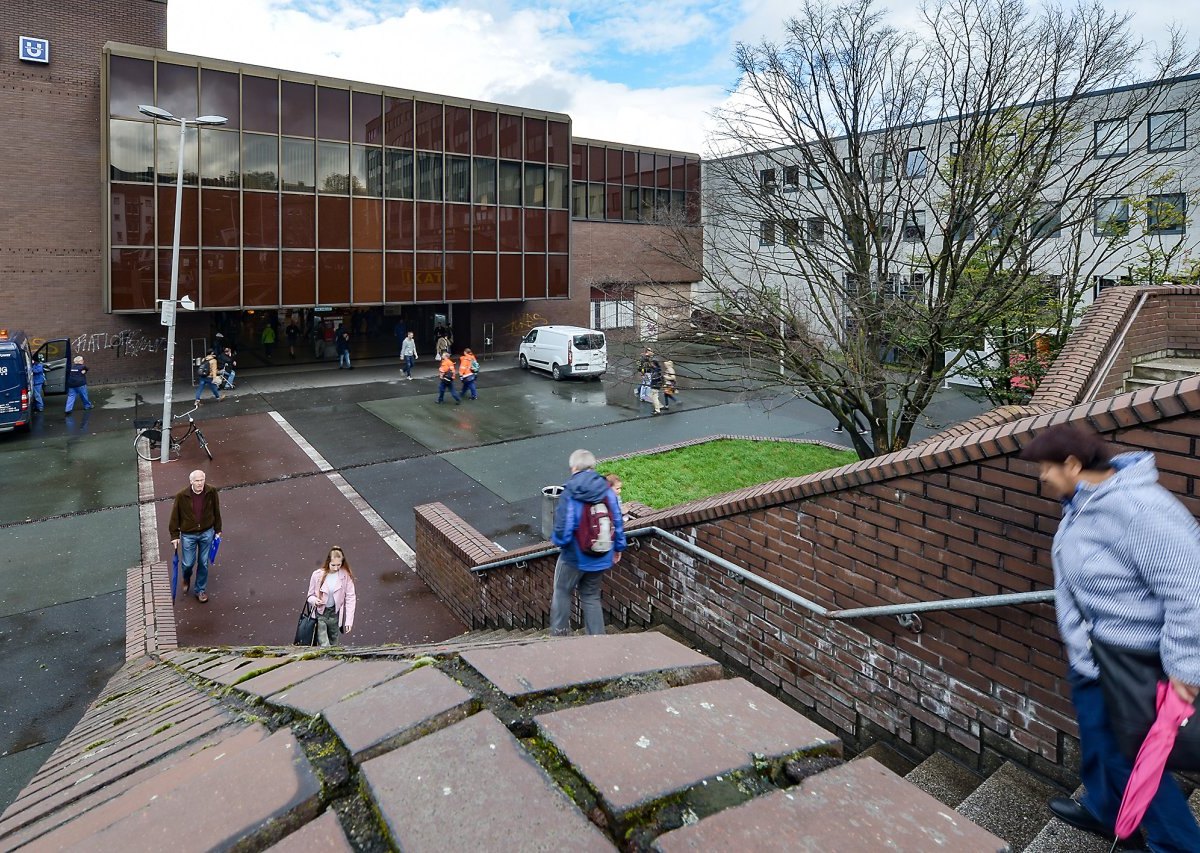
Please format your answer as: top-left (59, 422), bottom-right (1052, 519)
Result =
top-left (598, 439), bottom-right (857, 509)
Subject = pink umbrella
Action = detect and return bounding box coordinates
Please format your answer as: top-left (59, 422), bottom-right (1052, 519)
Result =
top-left (1114, 681), bottom-right (1196, 839)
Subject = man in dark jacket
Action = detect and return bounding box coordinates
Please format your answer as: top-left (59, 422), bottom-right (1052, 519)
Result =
top-left (168, 470), bottom-right (222, 603)
top-left (548, 449), bottom-right (626, 635)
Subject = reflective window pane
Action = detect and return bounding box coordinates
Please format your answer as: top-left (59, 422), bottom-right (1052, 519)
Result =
top-left (353, 91), bottom-right (383, 144)
top-left (572, 183), bottom-right (587, 218)
top-left (200, 69), bottom-right (239, 130)
top-left (548, 121), bottom-right (569, 165)
top-left (385, 149), bottom-right (413, 199)
top-left (280, 251), bottom-right (314, 305)
top-left (200, 128), bottom-right (239, 187)
top-left (446, 204), bottom-right (471, 251)
top-left (547, 166), bottom-right (569, 210)
top-left (352, 199), bottom-right (383, 250)
top-left (610, 149), bottom-right (624, 184)
top-left (243, 133), bottom-right (278, 190)
top-left (447, 156), bottom-right (471, 203)
top-left (548, 254), bottom-right (568, 298)
top-left (548, 209), bottom-right (568, 253)
top-left (110, 119), bottom-right (155, 182)
top-left (572, 144), bottom-right (585, 181)
top-left (202, 250), bottom-right (240, 307)
top-left (474, 158), bottom-right (496, 204)
top-left (281, 194), bottom-right (315, 248)
top-left (353, 252), bottom-right (383, 302)
top-left (415, 202), bottom-right (442, 251)
top-left (281, 81), bottom-right (315, 137)
top-left (525, 164), bottom-right (545, 207)
top-left (157, 63), bottom-right (197, 122)
top-left (109, 56), bottom-right (154, 120)
top-left (498, 206), bottom-right (521, 252)
top-left (156, 122), bottom-right (199, 185)
top-left (415, 102), bottom-right (443, 151)
top-left (588, 184), bottom-right (604, 219)
top-left (473, 253), bottom-right (497, 301)
top-left (241, 75), bottom-right (279, 134)
top-left (624, 151), bottom-right (638, 183)
top-left (201, 189), bottom-right (239, 247)
top-left (445, 253), bottom-right (470, 300)
top-left (384, 97), bottom-right (413, 147)
top-left (318, 196), bottom-right (351, 248)
top-left (243, 192), bottom-right (279, 247)
top-left (473, 110), bottom-right (496, 156)
top-left (446, 105), bottom-right (471, 154)
top-left (110, 248), bottom-right (156, 310)
top-left (499, 254), bottom-right (522, 299)
top-left (111, 185), bottom-right (155, 246)
top-left (281, 137), bottom-right (315, 192)
top-left (417, 153), bottom-right (442, 201)
top-left (473, 206), bottom-right (497, 251)
top-left (498, 161), bottom-right (522, 206)
top-left (498, 114), bottom-right (522, 159)
top-left (385, 200), bottom-right (414, 249)
top-left (657, 154), bottom-right (671, 188)
top-left (524, 209), bottom-right (546, 252)
top-left (243, 251), bottom-right (278, 305)
top-left (318, 86), bottom-right (350, 141)
top-left (524, 117), bottom-right (546, 162)
top-left (157, 248), bottom-right (199, 304)
top-left (351, 145), bottom-right (383, 196)
top-left (318, 251), bottom-right (351, 304)
top-left (317, 141), bottom-right (350, 194)
top-left (415, 252), bottom-right (443, 301)
top-left (524, 254), bottom-right (546, 299)
top-left (588, 146), bottom-right (605, 182)
top-left (385, 251), bottom-right (414, 303)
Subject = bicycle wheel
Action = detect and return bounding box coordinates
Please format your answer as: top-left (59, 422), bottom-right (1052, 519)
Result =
top-left (134, 428), bottom-right (161, 461)
top-left (195, 428), bottom-right (213, 460)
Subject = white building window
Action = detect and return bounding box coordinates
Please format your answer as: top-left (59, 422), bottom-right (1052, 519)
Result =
top-left (1147, 111), bottom-right (1186, 152)
top-left (1094, 118), bottom-right (1128, 157)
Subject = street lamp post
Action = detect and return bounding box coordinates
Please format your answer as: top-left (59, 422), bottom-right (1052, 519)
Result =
top-left (138, 106), bottom-right (227, 462)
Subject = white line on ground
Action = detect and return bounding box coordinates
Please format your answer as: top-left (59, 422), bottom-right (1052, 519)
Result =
top-left (268, 410), bottom-right (417, 568)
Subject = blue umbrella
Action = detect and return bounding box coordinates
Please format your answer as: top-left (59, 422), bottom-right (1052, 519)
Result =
top-left (170, 552), bottom-right (179, 601)
top-left (208, 535), bottom-right (221, 567)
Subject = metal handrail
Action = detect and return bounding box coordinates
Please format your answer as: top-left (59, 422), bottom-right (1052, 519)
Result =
top-left (468, 526), bottom-right (1055, 632)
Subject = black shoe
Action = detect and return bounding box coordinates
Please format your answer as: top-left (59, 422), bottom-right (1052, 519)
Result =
top-left (1048, 798), bottom-right (1114, 840)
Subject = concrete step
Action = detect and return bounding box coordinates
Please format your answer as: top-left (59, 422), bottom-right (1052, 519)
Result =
top-left (903, 751), bottom-right (985, 809)
top-left (955, 761), bottom-right (1061, 852)
top-left (851, 741), bottom-right (919, 777)
top-left (1130, 357), bottom-right (1200, 383)
top-left (1123, 376), bottom-right (1160, 393)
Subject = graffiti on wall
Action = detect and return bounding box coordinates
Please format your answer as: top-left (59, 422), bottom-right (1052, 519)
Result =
top-left (71, 330), bottom-right (168, 357)
top-left (502, 312), bottom-right (547, 337)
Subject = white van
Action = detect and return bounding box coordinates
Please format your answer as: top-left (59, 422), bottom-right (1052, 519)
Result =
top-left (518, 325), bottom-right (607, 380)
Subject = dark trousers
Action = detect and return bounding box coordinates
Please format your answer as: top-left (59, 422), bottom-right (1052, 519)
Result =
top-left (1070, 670), bottom-right (1200, 852)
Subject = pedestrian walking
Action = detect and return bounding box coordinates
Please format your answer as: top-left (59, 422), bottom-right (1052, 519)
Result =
top-left (833, 409), bottom-right (869, 435)
top-left (647, 353), bottom-right (665, 415)
top-left (437, 351), bottom-right (461, 404)
top-left (1017, 424), bottom-right (1200, 851)
top-left (401, 331), bottom-right (417, 380)
top-left (168, 470), bottom-right (222, 604)
top-left (336, 328), bottom-right (353, 370)
top-left (261, 323), bottom-right (276, 360)
top-left (306, 546), bottom-right (357, 647)
top-left (636, 347), bottom-right (653, 404)
top-left (549, 449), bottom-right (626, 636)
top-left (217, 346), bottom-right (237, 389)
top-left (285, 320), bottom-right (300, 358)
top-left (195, 350), bottom-right (222, 403)
top-left (458, 348), bottom-right (479, 400)
top-left (64, 355), bottom-right (93, 413)
top-left (31, 354), bottom-right (45, 412)
top-left (662, 360), bottom-right (677, 409)
top-left (435, 327), bottom-right (452, 358)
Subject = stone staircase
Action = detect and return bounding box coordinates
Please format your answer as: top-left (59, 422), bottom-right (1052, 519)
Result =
top-left (855, 742), bottom-right (1200, 851)
top-left (1123, 352), bottom-right (1200, 393)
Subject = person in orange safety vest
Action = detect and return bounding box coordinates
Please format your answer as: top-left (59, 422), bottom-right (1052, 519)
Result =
top-left (458, 349), bottom-right (479, 400)
top-left (437, 352), bottom-right (461, 404)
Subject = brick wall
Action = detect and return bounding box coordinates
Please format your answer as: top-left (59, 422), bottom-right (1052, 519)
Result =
top-left (1091, 288), bottom-right (1200, 398)
top-left (0, 2), bottom-right (167, 384)
top-left (412, 288), bottom-right (1200, 782)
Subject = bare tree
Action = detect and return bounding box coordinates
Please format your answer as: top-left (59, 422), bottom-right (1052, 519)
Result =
top-left (651, 0), bottom-right (1200, 456)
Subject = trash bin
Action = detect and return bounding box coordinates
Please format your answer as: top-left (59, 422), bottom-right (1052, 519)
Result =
top-left (540, 485), bottom-right (563, 541)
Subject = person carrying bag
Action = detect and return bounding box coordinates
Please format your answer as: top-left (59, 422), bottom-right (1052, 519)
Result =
top-left (305, 546), bottom-right (357, 647)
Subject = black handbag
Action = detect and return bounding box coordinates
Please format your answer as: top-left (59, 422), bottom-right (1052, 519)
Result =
top-left (293, 601), bottom-right (318, 646)
top-left (1089, 635), bottom-right (1200, 772)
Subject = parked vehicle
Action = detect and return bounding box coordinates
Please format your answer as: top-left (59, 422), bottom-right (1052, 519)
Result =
top-left (0, 330), bottom-right (71, 433)
top-left (518, 326), bottom-right (607, 380)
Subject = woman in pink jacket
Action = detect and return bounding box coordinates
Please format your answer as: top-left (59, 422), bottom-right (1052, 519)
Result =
top-left (307, 546), bottom-right (357, 646)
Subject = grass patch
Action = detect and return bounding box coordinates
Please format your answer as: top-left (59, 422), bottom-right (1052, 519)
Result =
top-left (598, 439), bottom-right (857, 509)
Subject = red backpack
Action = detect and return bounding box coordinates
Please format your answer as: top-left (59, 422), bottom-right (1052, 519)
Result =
top-left (574, 498), bottom-right (614, 555)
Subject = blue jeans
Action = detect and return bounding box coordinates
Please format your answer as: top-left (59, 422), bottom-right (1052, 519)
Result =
top-left (195, 377), bottom-right (220, 400)
top-left (1070, 670), bottom-right (1200, 852)
top-left (403, 354), bottom-right (414, 377)
top-left (461, 375), bottom-right (477, 399)
top-left (548, 557), bottom-right (605, 636)
top-left (32, 384), bottom-right (44, 412)
top-left (64, 386), bottom-right (92, 412)
top-left (180, 528), bottom-right (215, 596)
top-left (339, 351), bottom-right (351, 368)
top-left (437, 378), bottom-right (460, 402)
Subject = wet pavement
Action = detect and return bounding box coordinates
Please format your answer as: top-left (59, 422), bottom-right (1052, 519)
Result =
top-left (0, 345), bottom-right (990, 812)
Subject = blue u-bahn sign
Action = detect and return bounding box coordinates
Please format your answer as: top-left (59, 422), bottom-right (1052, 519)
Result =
top-left (19, 36), bottom-right (50, 64)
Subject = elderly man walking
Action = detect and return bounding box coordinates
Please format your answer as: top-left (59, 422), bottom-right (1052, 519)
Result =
top-left (548, 449), bottom-right (626, 635)
top-left (168, 470), bottom-right (222, 603)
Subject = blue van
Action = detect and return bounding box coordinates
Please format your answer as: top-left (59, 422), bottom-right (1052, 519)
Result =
top-left (0, 330), bottom-right (71, 432)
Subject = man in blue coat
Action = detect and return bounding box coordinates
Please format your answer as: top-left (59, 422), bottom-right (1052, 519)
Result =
top-left (549, 448), bottom-right (626, 636)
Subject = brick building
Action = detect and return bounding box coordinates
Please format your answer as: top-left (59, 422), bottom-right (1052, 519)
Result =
top-left (2, 2), bottom-right (701, 383)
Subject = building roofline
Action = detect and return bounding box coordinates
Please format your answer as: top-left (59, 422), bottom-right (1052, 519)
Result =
top-left (570, 135), bottom-right (701, 159)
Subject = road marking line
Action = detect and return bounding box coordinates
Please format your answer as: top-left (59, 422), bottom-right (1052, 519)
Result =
top-left (269, 410), bottom-right (417, 568)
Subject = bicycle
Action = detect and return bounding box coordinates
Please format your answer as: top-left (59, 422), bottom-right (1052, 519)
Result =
top-left (134, 405), bottom-right (212, 461)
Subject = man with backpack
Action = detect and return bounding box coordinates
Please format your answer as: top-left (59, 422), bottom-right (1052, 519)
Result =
top-left (194, 350), bottom-right (222, 403)
top-left (548, 449), bottom-right (626, 636)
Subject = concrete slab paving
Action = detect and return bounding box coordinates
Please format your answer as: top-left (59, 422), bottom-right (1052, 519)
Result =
top-left (461, 633), bottom-right (722, 700)
top-left (652, 758), bottom-right (1007, 853)
top-left (152, 475), bottom-right (463, 647)
top-left (0, 428), bottom-right (138, 524)
top-left (234, 658), bottom-right (343, 699)
top-left (536, 678), bottom-right (840, 815)
top-left (266, 809), bottom-right (353, 852)
top-left (283, 404), bottom-right (430, 469)
top-left (266, 660), bottom-right (413, 716)
top-left (322, 664), bottom-right (475, 760)
top-left (361, 711), bottom-right (613, 853)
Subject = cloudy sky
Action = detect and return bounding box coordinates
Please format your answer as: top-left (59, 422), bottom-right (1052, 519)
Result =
top-left (168, 0), bottom-right (1191, 156)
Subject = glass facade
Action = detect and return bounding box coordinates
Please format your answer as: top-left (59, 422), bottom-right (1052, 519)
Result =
top-left (570, 141), bottom-right (700, 224)
top-left (106, 50), bottom-right (574, 310)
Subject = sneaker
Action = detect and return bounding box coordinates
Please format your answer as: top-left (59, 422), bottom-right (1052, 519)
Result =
top-left (832, 426), bottom-right (844, 433)
top-left (182, 577), bottom-right (191, 593)
top-left (197, 592), bottom-right (209, 603)
top-left (84, 405), bottom-right (94, 410)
